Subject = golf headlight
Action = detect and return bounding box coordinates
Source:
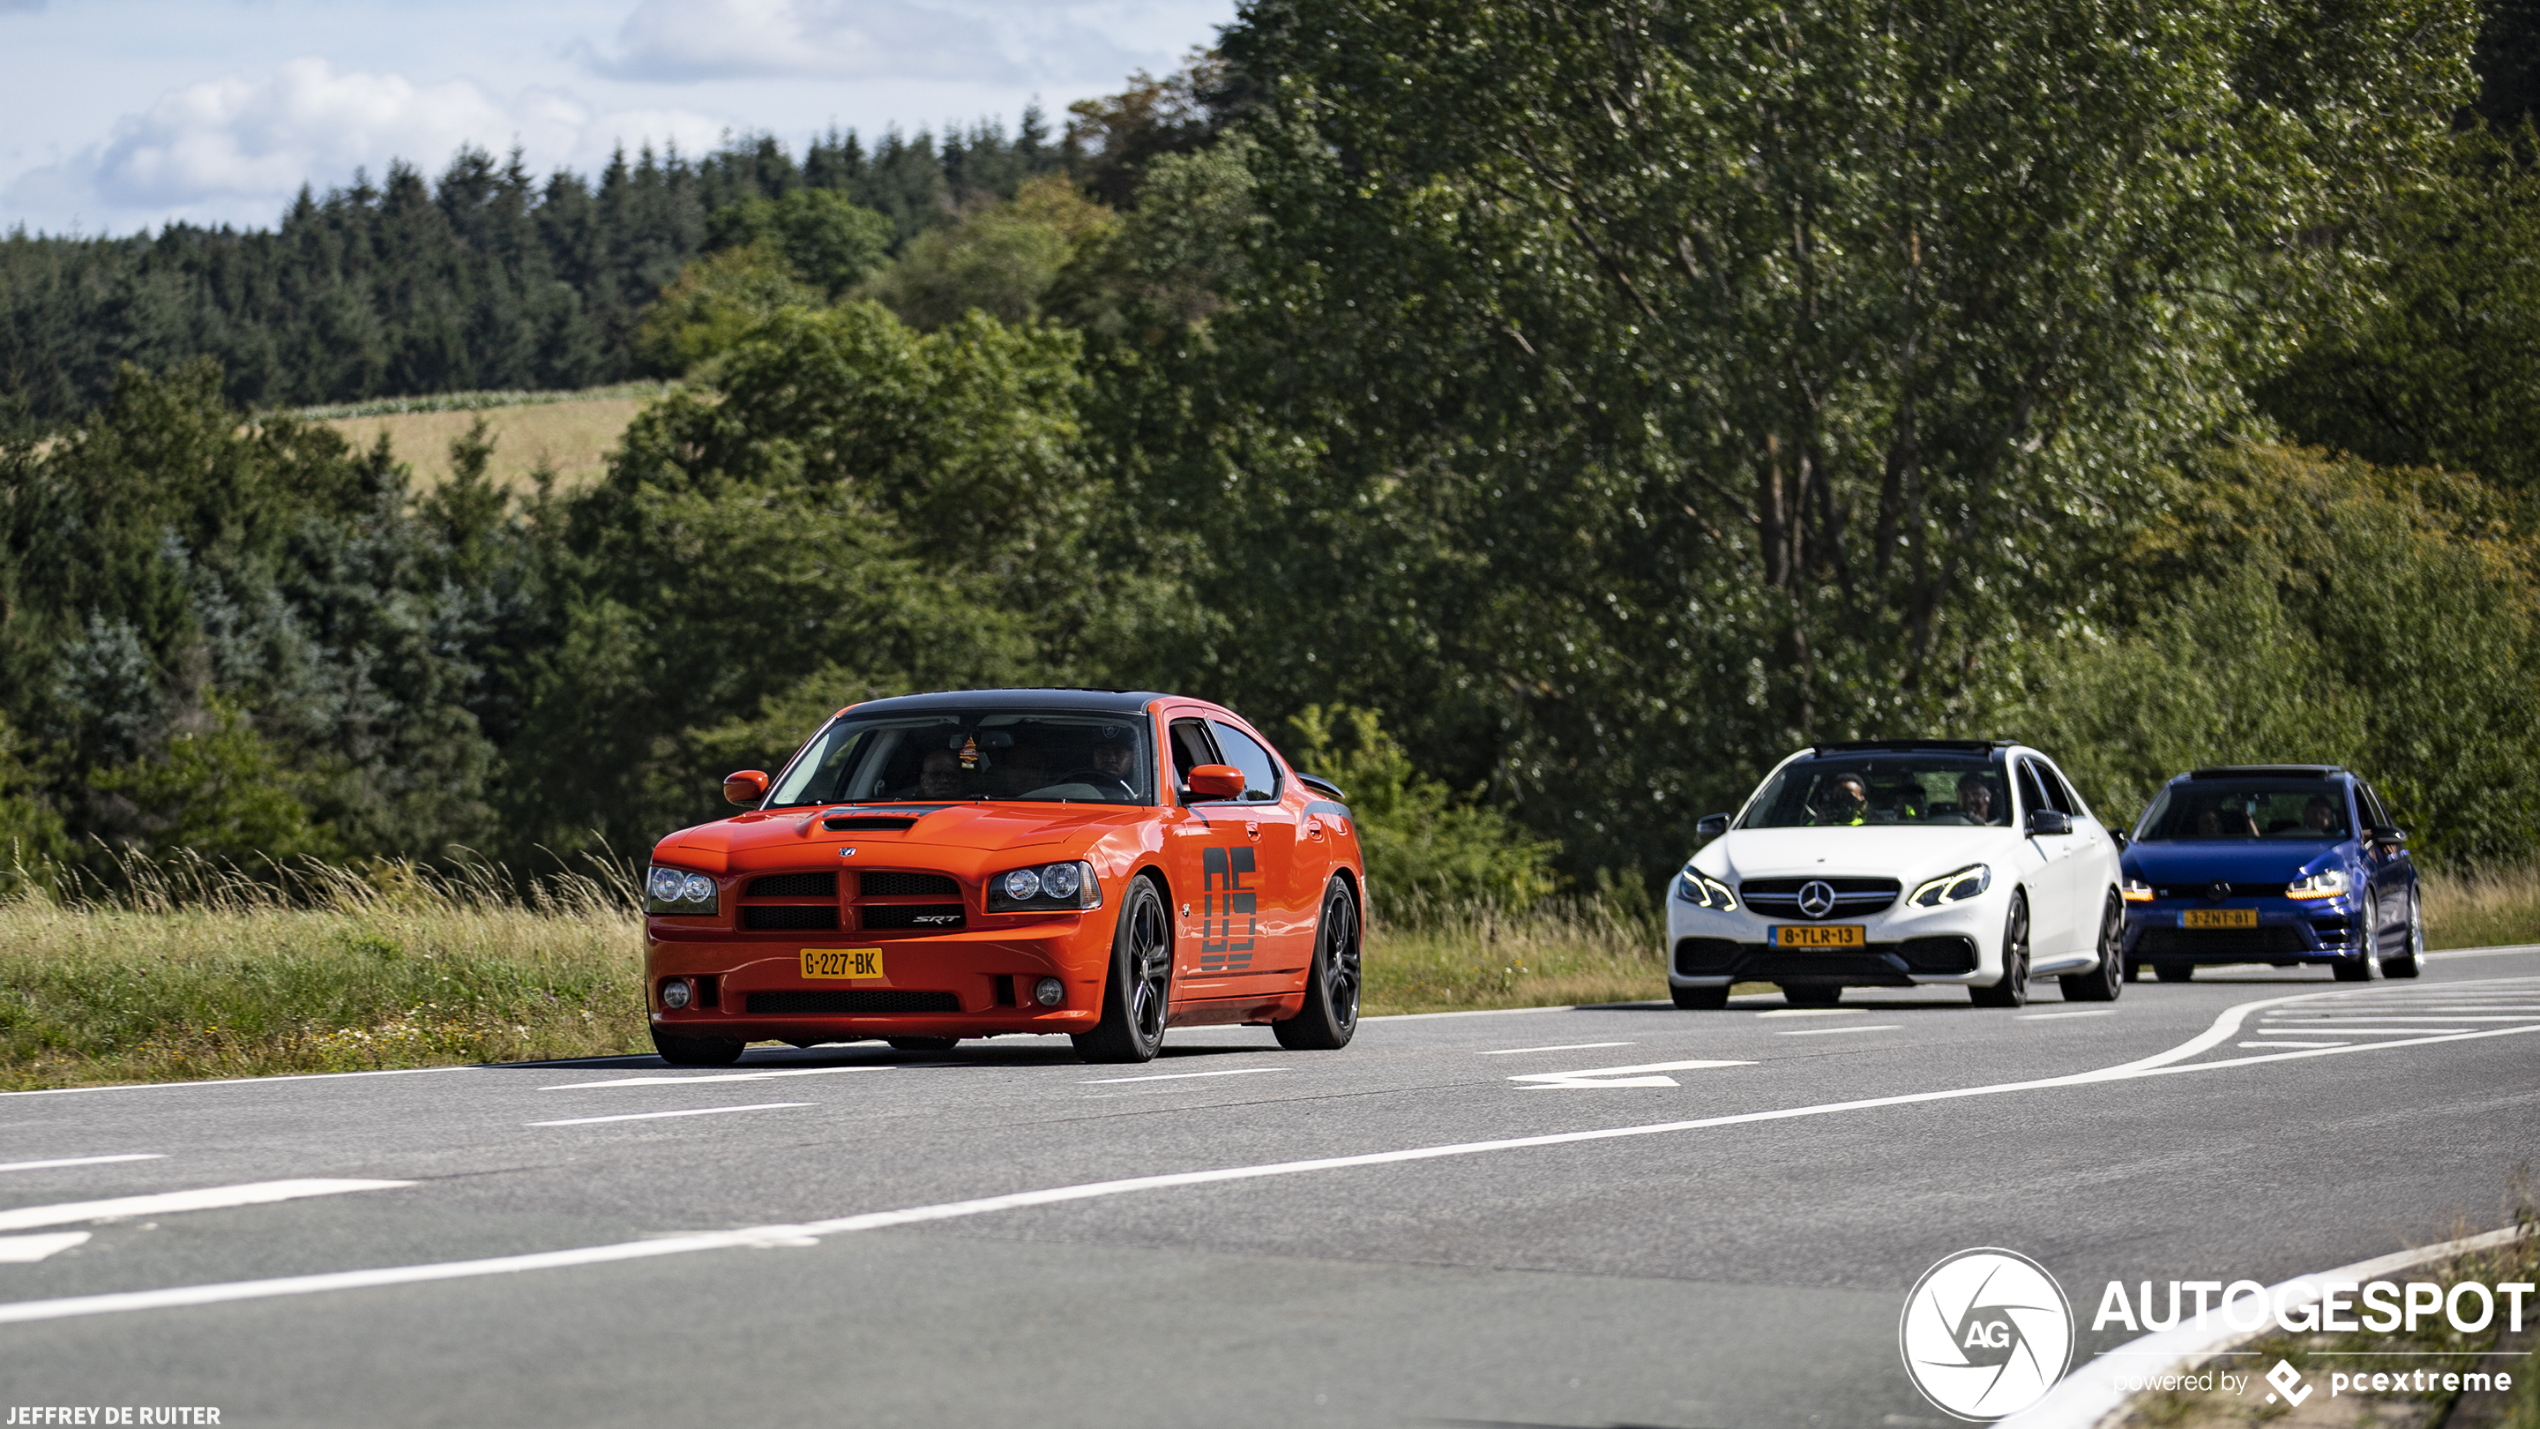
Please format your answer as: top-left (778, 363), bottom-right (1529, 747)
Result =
top-left (1908, 864), bottom-right (1992, 908)
top-left (645, 865), bottom-right (720, 915)
top-left (2286, 868), bottom-right (2349, 900)
top-left (988, 860), bottom-right (1102, 911)
top-left (1674, 868), bottom-right (1738, 910)
top-left (2122, 878), bottom-right (2155, 903)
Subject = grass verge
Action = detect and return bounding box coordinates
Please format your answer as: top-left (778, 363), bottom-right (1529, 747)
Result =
top-left (2425, 864), bottom-right (2540, 950)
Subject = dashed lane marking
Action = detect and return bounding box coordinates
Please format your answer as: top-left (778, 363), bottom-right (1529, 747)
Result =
top-left (2237, 1041), bottom-right (2350, 1049)
top-left (1080, 1069), bottom-right (1287, 1085)
top-left (1476, 1042), bottom-right (1635, 1056)
top-left (541, 1067), bottom-right (894, 1091)
top-left (1756, 1009), bottom-right (1861, 1019)
top-left (0, 1155), bottom-right (163, 1175)
top-left (2020, 1011), bottom-right (2118, 1020)
top-left (527, 1103), bottom-right (812, 1127)
top-left (1776, 1025), bottom-right (1901, 1037)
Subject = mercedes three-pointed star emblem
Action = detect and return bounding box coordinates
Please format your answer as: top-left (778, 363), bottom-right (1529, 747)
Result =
top-left (1797, 879), bottom-right (1837, 918)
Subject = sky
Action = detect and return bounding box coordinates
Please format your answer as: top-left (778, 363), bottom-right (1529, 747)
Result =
top-left (0, 0), bottom-right (1240, 238)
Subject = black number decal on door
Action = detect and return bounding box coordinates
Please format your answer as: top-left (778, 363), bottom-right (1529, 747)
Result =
top-left (1200, 845), bottom-right (1256, 971)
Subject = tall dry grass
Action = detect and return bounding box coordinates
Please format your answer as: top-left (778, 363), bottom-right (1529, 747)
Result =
top-left (2422, 863), bottom-right (2540, 950)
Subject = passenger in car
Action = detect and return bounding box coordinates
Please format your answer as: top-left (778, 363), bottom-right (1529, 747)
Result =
top-left (1818, 774), bottom-right (1871, 825)
top-left (2301, 796), bottom-right (2344, 836)
top-left (1956, 773), bottom-right (2000, 825)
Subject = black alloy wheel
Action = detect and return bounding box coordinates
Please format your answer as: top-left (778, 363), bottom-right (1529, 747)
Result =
top-left (1074, 874), bottom-right (1173, 1063)
top-left (2388, 889), bottom-right (2425, 978)
top-left (1972, 891), bottom-right (2032, 1007)
top-left (1275, 877), bottom-right (1363, 1049)
top-left (2335, 894), bottom-right (2384, 981)
top-left (887, 1037), bottom-right (961, 1052)
top-left (1671, 983), bottom-right (1731, 1010)
top-left (2154, 962), bottom-right (2195, 982)
top-left (651, 1028), bottom-right (745, 1066)
top-left (1781, 984), bottom-right (1843, 1008)
top-left (2060, 891), bottom-right (2125, 1002)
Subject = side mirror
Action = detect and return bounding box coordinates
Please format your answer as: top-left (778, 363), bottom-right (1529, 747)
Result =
top-left (722, 769), bottom-right (770, 807)
top-left (2368, 825), bottom-right (2407, 847)
top-left (1185, 764), bottom-right (1246, 801)
top-left (2027, 809), bottom-right (2072, 837)
top-left (1696, 813), bottom-right (1731, 839)
top-left (2112, 830), bottom-right (2131, 852)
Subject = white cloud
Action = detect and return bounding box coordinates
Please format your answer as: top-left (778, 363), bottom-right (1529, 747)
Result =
top-left (6, 57), bottom-right (727, 234)
top-left (590, 0), bottom-right (1151, 86)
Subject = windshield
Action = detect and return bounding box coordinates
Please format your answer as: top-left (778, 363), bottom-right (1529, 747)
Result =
top-left (2137, 778), bottom-right (2349, 842)
top-left (766, 709), bottom-right (1155, 807)
top-left (1738, 751), bottom-right (2009, 828)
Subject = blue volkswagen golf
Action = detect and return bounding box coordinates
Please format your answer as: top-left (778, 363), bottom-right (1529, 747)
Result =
top-left (2120, 765), bottom-right (2422, 982)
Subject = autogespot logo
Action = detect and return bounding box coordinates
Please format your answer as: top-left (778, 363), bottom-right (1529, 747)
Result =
top-left (1900, 1248), bottom-right (2076, 1421)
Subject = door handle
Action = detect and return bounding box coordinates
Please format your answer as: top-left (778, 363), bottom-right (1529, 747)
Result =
top-left (1246, 821), bottom-right (1261, 839)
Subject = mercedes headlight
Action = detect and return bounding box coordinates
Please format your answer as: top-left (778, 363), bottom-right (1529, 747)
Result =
top-left (1675, 867), bottom-right (1738, 911)
top-left (1907, 864), bottom-right (1992, 908)
top-left (2286, 868), bottom-right (2350, 900)
top-left (645, 865), bottom-right (719, 916)
top-left (988, 860), bottom-right (1102, 912)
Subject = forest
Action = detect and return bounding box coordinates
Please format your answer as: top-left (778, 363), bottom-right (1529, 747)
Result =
top-left (5, 0), bottom-right (2540, 909)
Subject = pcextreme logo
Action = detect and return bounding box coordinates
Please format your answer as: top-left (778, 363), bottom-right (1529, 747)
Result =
top-left (1900, 1247), bottom-right (2076, 1421)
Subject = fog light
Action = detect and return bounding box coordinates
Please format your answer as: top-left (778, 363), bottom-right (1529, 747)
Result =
top-left (660, 978), bottom-right (692, 1010)
top-left (1033, 977), bottom-right (1065, 1008)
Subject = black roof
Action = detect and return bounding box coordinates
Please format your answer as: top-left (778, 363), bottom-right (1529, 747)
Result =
top-left (2184, 765), bottom-right (2348, 780)
top-left (842, 688), bottom-right (1171, 717)
top-left (1809, 739), bottom-right (2014, 756)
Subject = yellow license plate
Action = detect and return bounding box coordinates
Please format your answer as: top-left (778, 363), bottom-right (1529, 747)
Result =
top-left (802, 947), bottom-right (885, 980)
top-left (2182, 909), bottom-right (2257, 929)
top-left (1771, 924), bottom-right (1866, 948)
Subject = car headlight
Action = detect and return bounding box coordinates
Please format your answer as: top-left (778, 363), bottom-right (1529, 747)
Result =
top-left (1907, 864), bottom-right (1992, 908)
top-left (1674, 868), bottom-right (1737, 910)
top-left (645, 865), bottom-right (719, 916)
top-left (2122, 878), bottom-right (2155, 903)
top-left (2286, 868), bottom-right (2350, 900)
top-left (988, 860), bottom-right (1102, 912)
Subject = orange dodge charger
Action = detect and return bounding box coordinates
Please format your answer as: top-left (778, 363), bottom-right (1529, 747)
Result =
top-left (643, 689), bottom-right (1366, 1065)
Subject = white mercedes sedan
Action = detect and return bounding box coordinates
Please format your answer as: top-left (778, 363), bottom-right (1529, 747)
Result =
top-left (1666, 740), bottom-right (2125, 1009)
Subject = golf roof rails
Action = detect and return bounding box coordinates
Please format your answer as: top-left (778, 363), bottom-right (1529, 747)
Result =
top-left (2185, 764), bottom-right (2348, 779)
top-left (1809, 739), bottom-right (2010, 755)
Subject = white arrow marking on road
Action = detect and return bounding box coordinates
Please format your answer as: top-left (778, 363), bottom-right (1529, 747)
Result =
top-left (0, 1179), bottom-right (411, 1233)
top-left (1508, 1059), bottom-right (1754, 1089)
top-left (0, 1154), bottom-right (164, 1175)
top-left (0, 1233), bottom-right (90, 1263)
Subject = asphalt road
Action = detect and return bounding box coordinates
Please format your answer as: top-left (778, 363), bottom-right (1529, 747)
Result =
top-left (3, 949), bottom-right (2536, 1428)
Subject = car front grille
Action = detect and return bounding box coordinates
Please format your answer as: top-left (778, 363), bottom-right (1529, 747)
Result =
top-left (2153, 882), bottom-right (2288, 899)
top-left (1738, 877), bottom-right (1901, 917)
top-left (861, 903), bottom-right (965, 931)
top-left (861, 871), bottom-right (960, 897)
top-left (745, 990), bottom-right (963, 1014)
top-left (2135, 925), bottom-right (2311, 957)
top-left (746, 872), bottom-right (837, 898)
top-left (742, 905), bottom-right (839, 931)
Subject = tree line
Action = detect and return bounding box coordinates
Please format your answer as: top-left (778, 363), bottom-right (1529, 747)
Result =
top-left (4, 7), bottom-right (2540, 903)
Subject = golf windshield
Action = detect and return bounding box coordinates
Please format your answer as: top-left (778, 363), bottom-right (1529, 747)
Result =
top-left (767, 710), bottom-right (1155, 807)
top-left (2136, 778), bottom-right (2349, 842)
top-left (1738, 751), bottom-right (2010, 828)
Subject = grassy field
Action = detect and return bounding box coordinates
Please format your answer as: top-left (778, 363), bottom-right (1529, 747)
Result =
top-left (5, 861), bottom-right (2531, 1091)
top-left (308, 382), bottom-right (668, 492)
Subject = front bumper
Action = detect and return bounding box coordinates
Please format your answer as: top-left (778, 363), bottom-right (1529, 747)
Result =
top-left (1665, 896), bottom-right (2000, 987)
top-left (2121, 899), bottom-right (2360, 965)
top-left (645, 913), bottom-right (1112, 1042)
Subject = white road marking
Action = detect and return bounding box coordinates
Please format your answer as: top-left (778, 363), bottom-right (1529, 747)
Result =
top-left (1080, 1068), bottom-right (1287, 1085)
top-left (0, 1179), bottom-right (411, 1233)
top-left (541, 1067), bottom-right (895, 1090)
top-left (1508, 1059), bottom-right (1755, 1089)
top-left (0, 1066), bottom-right (478, 1099)
top-left (527, 1103), bottom-right (813, 1127)
top-left (1756, 1009), bottom-right (1860, 1019)
top-left (0, 1233), bottom-right (90, 1263)
top-left (1475, 1042), bottom-right (1635, 1056)
top-left (2264, 1015), bottom-right (2535, 1023)
top-left (2019, 1011), bottom-right (2117, 1020)
top-left (4, 978), bottom-right (2534, 1327)
top-left (0, 1154), bottom-right (164, 1175)
top-left (1776, 1025), bottom-right (1901, 1037)
top-left (2237, 1040), bottom-right (2350, 1049)
top-left (2249, 1026), bottom-right (2471, 1035)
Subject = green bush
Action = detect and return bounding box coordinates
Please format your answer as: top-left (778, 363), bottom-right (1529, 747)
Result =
top-left (1282, 704), bottom-right (1560, 915)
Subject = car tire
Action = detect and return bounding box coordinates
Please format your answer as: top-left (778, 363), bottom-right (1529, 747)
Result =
top-left (2154, 962), bottom-right (2194, 983)
top-left (1781, 984), bottom-right (1842, 1008)
top-left (2386, 888), bottom-right (2425, 978)
top-left (1074, 874), bottom-right (1173, 1064)
top-left (1971, 892), bottom-right (2031, 1007)
top-left (1274, 877), bottom-right (1362, 1050)
top-left (651, 1029), bottom-right (745, 1066)
top-left (1671, 984), bottom-right (1731, 1010)
top-left (2060, 892), bottom-right (2125, 1002)
top-left (2335, 895), bottom-right (2384, 981)
top-left (887, 1037), bottom-right (961, 1052)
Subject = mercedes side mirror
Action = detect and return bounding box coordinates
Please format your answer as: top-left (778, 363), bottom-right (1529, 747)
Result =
top-left (1696, 813), bottom-right (1731, 839)
top-left (2027, 809), bottom-right (2072, 837)
top-left (2112, 830), bottom-right (2131, 851)
top-left (722, 769), bottom-right (769, 807)
top-left (1185, 764), bottom-right (1246, 801)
